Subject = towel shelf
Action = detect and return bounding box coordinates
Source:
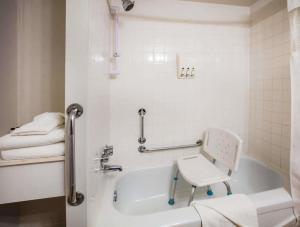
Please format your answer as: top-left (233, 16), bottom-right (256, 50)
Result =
top-left (0, 157), bottom-right (65, 204)
top-left (0, 156), bottom-right (64, 167)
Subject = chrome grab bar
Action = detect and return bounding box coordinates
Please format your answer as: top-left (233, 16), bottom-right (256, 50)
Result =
top-left (138, 108), bottom-right (146, 144)
top-left (137, 108), bottom-right (203, 153)
top-left (138, 140), bottom-right (203, 153)
top-left (66, 103), bottom-right (84, 206)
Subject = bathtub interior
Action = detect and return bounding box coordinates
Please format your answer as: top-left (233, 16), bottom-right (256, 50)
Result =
top-left (114, 157), bottom-right (286, 215)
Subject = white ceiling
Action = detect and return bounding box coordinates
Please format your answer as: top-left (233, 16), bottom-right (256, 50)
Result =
top-left (181, 0), bottom-right (258, 7)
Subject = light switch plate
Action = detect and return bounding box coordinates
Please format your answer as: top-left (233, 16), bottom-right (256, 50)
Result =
top-left (176, 54), bottom-right (196, 79)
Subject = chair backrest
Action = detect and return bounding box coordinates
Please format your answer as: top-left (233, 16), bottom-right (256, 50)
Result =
top-left (203, 128), bottom-right (243, 172)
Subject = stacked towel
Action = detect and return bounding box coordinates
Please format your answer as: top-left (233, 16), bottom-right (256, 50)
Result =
top-left (0, 127), bottom-right (65, 150)
top-left (11, 112), bottom-right (64, 136)
top-left (0, 113), bottom-right (65, 160)
top-left (191, 194), bottom-right (258, 227)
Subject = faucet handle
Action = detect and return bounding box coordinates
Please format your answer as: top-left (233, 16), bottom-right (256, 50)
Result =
top-left (103, 145), bottom-right (113, 157)
top-left (105, 145), bottom-right (113, 149)
top-left (101, 157), bottom-right (109, 163)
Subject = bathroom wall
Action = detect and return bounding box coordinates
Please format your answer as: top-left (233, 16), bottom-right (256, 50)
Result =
top-left (109, 5), bottom-right (250, 168)
top-left (248, 1), bottom-right (291, 174)
top-left (86, 0), bottom-right (111, 226)
top-left (65, 0), bottom-right (111, 226)
top-left (65, 0), bottom-right (88, 224)
top-left (0, 0), bottom-right (18, 136)
top-left (17, 0), bottom-right (65, 125)
top-left (0, 0), bottom-right (65, 135)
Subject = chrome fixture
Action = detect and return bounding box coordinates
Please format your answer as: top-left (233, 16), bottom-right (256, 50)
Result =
top-left (103, 165), bottom-right (123, 172)
top-left (106, 0), bottom-right (134, 76)
top-left (103, 145), bottom-right (114, 156)
top-left (186, 67), bottom-right (190, 77)
top-left (190, 67), bottom-right (195, 77)
top-left (180, 68), bottom-right (185, 77)
top-left (137, 107), bottom-right (203, 153)
top-left (138, 108), bottom-right (146, 144)
top-left (139, 140), bottom-right (203, 153)
top-left (138, 145), bottom-right (146, 153)
top-left (95, 145), bottom-right (123, 172)
top-left (113, 190), bottom-right (118, 202)
top-left (107, 0), bottom-right (135, 16)
top-left (66, 103), bottom-right (84, 206)
top-left (122, 0), bottom-right (135, 11)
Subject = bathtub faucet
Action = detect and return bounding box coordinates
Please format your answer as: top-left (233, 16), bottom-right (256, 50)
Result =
top-left (102, 164), bottom-right (123, 172)
top-left (95, 145), bottom-right (123, 172)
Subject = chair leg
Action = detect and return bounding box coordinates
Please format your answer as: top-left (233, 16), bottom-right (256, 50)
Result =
top-left (207, 159), bottom-right (216, 196)
top-left (223, 181), bottom-right (232, 195)
top-left (207, 185), bottom-right (213, 196)
top-left (168, 169), bottom-right (179, 205)
top-left (188, 185), bottom-right (197, 206)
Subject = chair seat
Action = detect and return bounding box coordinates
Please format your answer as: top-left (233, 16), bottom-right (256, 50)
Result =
top-left (177, 154), bottom-right (230, 188)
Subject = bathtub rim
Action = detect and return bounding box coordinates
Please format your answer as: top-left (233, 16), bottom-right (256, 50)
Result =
top-left (114, 155), bottom-right (289, 191)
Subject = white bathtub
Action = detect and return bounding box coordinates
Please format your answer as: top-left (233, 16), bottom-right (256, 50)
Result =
top-left (100, 156), bottom-right (296, 227)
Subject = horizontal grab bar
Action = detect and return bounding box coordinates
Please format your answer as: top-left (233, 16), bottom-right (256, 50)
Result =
top-left (138, 140), bottom-right (203, 153)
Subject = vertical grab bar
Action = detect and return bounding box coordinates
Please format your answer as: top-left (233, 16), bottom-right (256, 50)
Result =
top-left (138, 108), bottom-right (146, 144)
top-left (66, 103), bottom-right (84, 206)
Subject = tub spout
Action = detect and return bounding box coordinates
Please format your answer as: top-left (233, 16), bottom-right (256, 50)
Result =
top-left (103, 165), bottom-right (123, 172)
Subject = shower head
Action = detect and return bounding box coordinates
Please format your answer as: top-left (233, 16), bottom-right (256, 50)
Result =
top-left (122, 0), bottom-right (135, 11)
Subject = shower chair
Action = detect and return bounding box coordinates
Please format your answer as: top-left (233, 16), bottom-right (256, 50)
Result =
top-left (168, 128), bottom-right (243, 206)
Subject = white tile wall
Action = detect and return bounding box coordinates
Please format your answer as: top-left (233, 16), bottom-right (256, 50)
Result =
top-left (65, 0), bottom-right (89, 224)
top-left (109, 18), bottom-right (250, 168)
top-left (66, 0), bottom-right (112, 225)
top-left (86, 0), bottom-right (111, 226)
top-left (249, 9), bottom-right (291, 174)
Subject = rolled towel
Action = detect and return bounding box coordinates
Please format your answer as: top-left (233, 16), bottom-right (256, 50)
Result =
top-left (0, 127), bottom-right (65, 150)
top-left (0, 142), bottom-right (65, 160)
top-left (11, 112), bottom-right (65, 136)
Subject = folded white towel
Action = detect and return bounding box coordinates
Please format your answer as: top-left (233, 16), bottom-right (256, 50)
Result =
top-left (191, 194), bottom-right (258, 227)
top-left (0, 143), bottom-right (65, 160)
top-left (11, 112), bottom-right (65, 136)
top-left (0, 127), bottom-right (65, 150)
